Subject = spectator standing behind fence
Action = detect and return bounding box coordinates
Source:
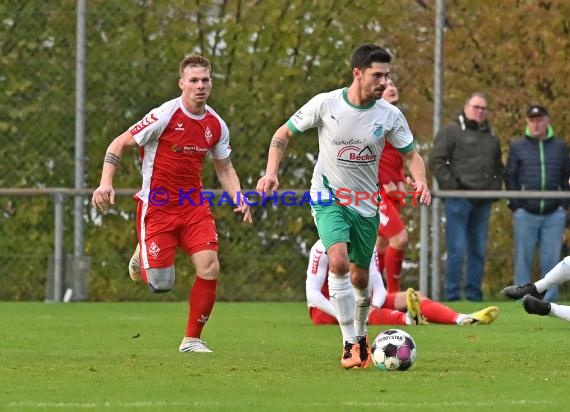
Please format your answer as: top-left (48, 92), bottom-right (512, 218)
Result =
top-left (431, 92), bottom-right (503, 301)
top-left (504, 105), bottom-right (570, 301)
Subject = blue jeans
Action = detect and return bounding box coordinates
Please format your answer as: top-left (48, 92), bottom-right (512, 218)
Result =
top-left (513, 207), bottom-right (566, 301)
top-left (444, 198), bottom-right (492, 301)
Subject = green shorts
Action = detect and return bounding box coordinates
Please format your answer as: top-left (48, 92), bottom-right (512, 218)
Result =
top-left (311, 203), bottom-right (379, 268)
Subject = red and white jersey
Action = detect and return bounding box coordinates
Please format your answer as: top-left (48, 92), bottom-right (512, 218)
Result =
top-left (129, 97), bottom-right (231, 209)
top-left (378, 141), bottom-right (405, 186)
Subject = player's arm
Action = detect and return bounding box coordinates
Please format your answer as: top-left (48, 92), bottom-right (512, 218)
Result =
top-left (403, 149), bottom-right (431, 206)
top-left (92, 131), bottom-right (138, 211)
top-left (256, 124), bottom-right (294, 193)
top-left (214, 156), bottom-right (252, 223)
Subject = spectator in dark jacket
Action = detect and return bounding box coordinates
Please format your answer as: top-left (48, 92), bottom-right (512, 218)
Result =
top-left (505, 105), bottom-right (570, 301)
top-left (431, 92), bottom-right (503, 301)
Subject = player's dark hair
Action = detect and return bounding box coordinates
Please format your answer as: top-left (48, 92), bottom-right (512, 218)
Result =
top-left (350, 44), bottom-right (391, 70)
top-left (179, 54), bottom-right (211, 77)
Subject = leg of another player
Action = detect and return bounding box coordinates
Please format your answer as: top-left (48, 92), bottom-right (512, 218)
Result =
top-left (535, 256), bottom-right (570, 294)
top-left (374, 235), bottom-right (389, 278)
top-left (179, 250), bottom-right (219, 353)
top-left (384, 228), bottom-right (407, 293)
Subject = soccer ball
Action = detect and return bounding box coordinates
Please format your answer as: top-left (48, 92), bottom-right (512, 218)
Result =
top-left (371, 329), bottom-right (417, 371)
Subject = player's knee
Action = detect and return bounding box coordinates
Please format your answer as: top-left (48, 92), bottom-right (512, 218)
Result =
top-left (390, 229), bottom-right (408, 249)
top-left (328, 256), bottom-right (350, 275)
top-left (146, 266), bottom-right (175, 293)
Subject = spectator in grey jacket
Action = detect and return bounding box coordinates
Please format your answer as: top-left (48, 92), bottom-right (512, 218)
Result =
top-left (504, 105), bottom-right (570, 301)
top-left (431, 92), bottom-right (503, 301)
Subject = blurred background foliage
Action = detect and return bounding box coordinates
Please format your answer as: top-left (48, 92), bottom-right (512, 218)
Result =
top-left (1, 0), bottom-right (569, 300)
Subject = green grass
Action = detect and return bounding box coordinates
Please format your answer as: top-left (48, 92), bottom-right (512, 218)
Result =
top-left (0, 301), bottom-right (569, 412)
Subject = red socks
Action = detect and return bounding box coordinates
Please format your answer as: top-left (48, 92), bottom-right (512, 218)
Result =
top-left (419, 299), bottom-right (458, 324)
top-left (185, 276), bottom-right (217, 338)
top-left (385, 246), bottom-right (404, 293)
top-left (368, 307), bottom-right (407, 325)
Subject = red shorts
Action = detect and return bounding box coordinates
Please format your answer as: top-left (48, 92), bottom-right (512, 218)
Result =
top-left (309, 307), bottom-right (338, 325)
top-left (136, 201), bottom-right (218, 269)
top-left (378, 198), bottom-right (405, 238)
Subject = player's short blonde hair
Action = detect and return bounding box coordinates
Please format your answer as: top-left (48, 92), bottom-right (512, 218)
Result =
top-left (179, 55), bottom-right (211, 78)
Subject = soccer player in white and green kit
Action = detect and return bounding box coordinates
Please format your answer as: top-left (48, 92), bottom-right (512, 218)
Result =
top-left (257, 44), bottom-right (431, 369)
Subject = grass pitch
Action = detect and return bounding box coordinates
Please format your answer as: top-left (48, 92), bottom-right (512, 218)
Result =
top-left (1, 300), bottom-right (569, 412)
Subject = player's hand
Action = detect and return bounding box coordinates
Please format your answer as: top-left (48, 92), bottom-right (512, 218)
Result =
top-left (256, 174), bottom-right (279, 193)
top-left (406, 177), bottom-right (431, 205)
top-left (92, 184), bottom-right (115, 211)
top-left (233, 194), bottom-right (253, 223)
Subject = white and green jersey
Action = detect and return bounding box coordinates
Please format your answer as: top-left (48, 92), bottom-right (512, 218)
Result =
top-left (287, 88), bottom-right (415, 217)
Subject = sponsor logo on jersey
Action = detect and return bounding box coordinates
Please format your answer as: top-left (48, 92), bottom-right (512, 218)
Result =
top-left (148, 241), bottom-right (160, 259)
top-left (204, 126), bottom-right (212, 143)
top-left (373, 122), bottom-right (384, 138)
top-left (131, 113), bottom-right (158, 135)
top-left (337, 146), bottom-right (377, 164)
top-left (171, 144), bottom-right (209, 153)
top-left (331, 138), bottom-right (365, 146)
top-left (175, 122), bottom-right (185, 131)
top-left (294, 110), bottom-right (304, 121)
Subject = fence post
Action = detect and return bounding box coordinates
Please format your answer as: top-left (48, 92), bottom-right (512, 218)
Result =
top-left (419, 204), bottom-right (429, 295)
top-left (53, 192), bottom-right (65, 302)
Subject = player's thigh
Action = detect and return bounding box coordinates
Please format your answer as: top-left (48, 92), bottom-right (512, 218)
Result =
top-left (137, 202), bottom-right (177, 268)
top-left (179, 205), bottom-right (219, 255)
top-left (378, 199), bottom-right (405, 238)
top-left (347, 210), bottom-right (379, 268)
top-left (311, 203), bottom-right (350, 250)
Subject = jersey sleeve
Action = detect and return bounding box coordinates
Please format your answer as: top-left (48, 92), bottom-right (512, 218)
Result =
top-left (286, 93), bottom-right (326, 134)
top-left (210, 118), bottom-right (232, 160)
top-left (129, 100), bottom-right (175, 146)
top-left (385, 108), bottom-right (415, 154)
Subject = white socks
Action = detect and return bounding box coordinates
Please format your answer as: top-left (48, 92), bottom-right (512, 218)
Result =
top-left (535, 256), bottom-right (570, 293)
top-left (352, 285), bottom-right (370, 337)
top-left (549, 303), bottom-right (570, 321)
top-left (328, 272), bottom-right (356, 343)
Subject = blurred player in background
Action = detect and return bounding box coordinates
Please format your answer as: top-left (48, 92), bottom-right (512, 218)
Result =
top-left (376, 78), bottom-right (409, 293)
top-left (92, 55), bottom-right (252, 353)
top-left (257, 44), bottom-right (431, 369)
top-left (307, 239), bottom-right (499, 326)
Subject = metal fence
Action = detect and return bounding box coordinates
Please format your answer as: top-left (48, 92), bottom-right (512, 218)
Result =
top-left (3, 188), bottom-right (569, 301)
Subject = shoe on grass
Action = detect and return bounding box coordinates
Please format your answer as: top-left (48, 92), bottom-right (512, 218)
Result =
top-left (406, 288), bottom-right (427, 325)
top-left (461, 306), bottom-right (500, 325)
top-left (357, 335), bottom-right (371, 369)
top-left (522, 294), bottom-right (551, 316)
top-left (501, 283), bottom-right (545, 300)
top-left (179, 337), bottom-right (213, 353)
top-left (341, 341), bottom-right (362, 369)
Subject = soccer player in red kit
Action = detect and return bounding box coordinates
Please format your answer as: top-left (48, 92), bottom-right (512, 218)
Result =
top-left (92, 55), bottom-right (252, 353)
top-left (376, 79), bottom-right (410, 293)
